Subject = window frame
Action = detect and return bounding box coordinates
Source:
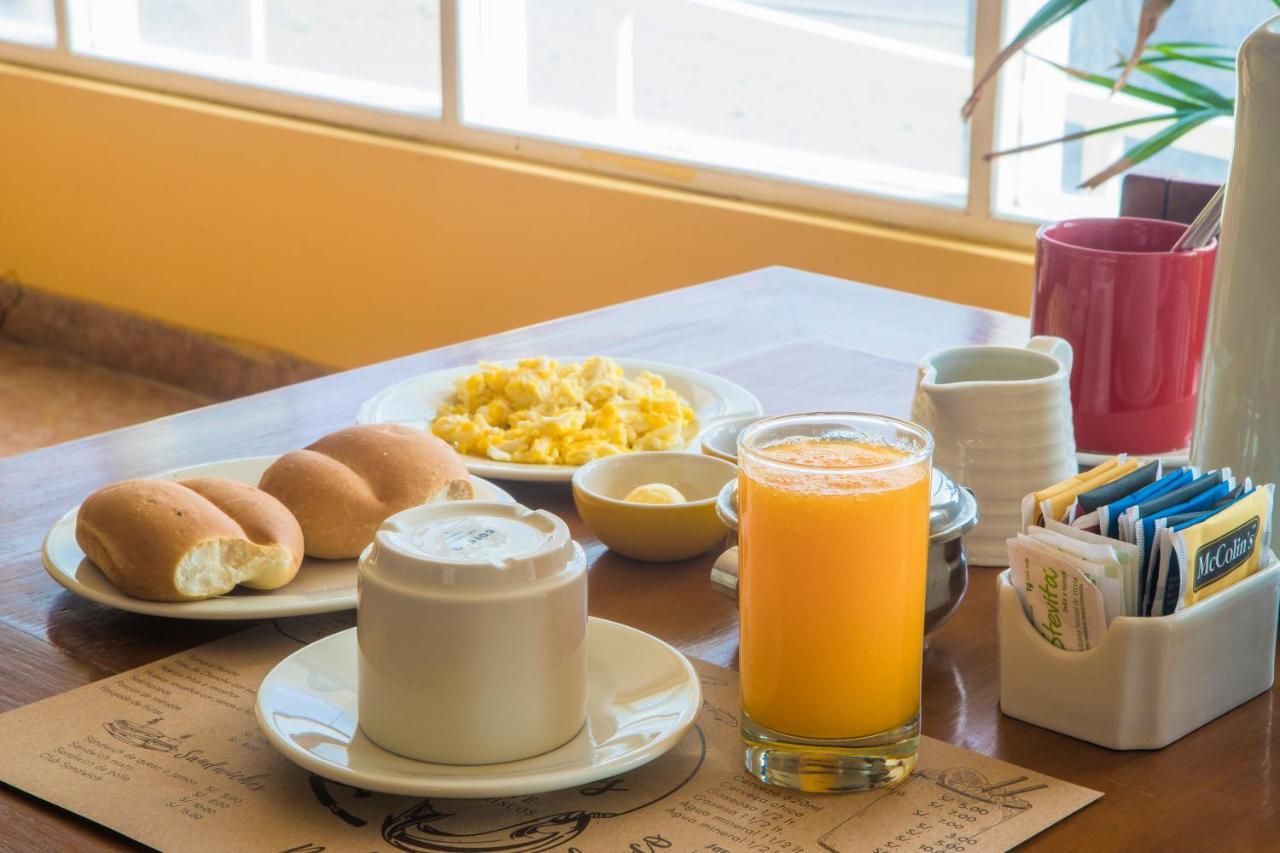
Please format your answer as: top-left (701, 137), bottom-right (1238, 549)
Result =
top-left (0, 0), bottom-right (1043, 248)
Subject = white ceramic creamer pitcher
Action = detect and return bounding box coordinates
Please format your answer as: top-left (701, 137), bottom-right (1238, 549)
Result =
top-left (911, 337), bottom-right (1077, 565)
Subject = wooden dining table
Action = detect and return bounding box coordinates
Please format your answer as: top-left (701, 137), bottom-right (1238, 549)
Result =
top-left (0, 267), bottom-right (1275, 850)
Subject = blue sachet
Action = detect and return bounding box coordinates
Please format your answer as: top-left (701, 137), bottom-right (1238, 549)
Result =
top-left (1100, 467), bottom-right (1195, 539)
top-left (1121, 470), bottom-right (1226, 544)
top-left (1138, 478), bottom-right (1235, 615)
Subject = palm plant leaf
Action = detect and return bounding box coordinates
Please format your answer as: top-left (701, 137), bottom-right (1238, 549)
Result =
top-left (1038, 57), bottom-right (1202, 110)
top-left (984, 111), bottom-right (1197, 160)
top-left (964, 1), bottom-right (1249, 187)
top-left (1144, 41), bottom-right (1219, 49)
top-left (1013, 57), bottom-right (1233, 187)
top-left (1148, 42), bottom-right (1234, 57)
top-left (1113, 0), bottom-right (1175, 90)
top-left (1116, 44), bottom-right (1235, 71)
top-left (962, 0), bottom-right (1094, 119)
top-left (1122, 54), bottom-right (1235, 71)
top-left (1134, 63), bottom-right (1233, 107)
top-left (1081, 108), bottom-right (1225, 188)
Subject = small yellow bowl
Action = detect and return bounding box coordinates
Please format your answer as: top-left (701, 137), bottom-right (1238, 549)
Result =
top-left (572, 452), bottom-right (737, 562)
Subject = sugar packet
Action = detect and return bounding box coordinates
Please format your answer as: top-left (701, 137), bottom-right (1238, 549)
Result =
top-left (1030, 456), bottom-right (1140, 528)
top-left (1045, 519), bottom-right (1142, 617)
top-left (1070, 459), bottom-right (1161, 531)
top-left (1119, 470), bottom-right (1227, 545)
top-left (1096, 466), bottom-right (1195, 539)
top-left (1021, 455), bottom-right (1124, 529)
top-left (1008, 534), bottom-right (1108, 650)
top-left (1135, 476), bottom-right (1235, 615)
top-left (1155, 484), bottom-right (1274, 615)
top-left (1015, 464), bottom-right (1276, 651)
top-left (1024, 527), bottom-right (1125, 623)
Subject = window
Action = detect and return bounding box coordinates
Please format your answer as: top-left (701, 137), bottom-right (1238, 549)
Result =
top-left (459, 1), bottom-right (974, 206)
top-left (0, 1), bottom-right (1274, 244)
top-left (66, 1), bottom-right (441, 114)
top-left (0, 0), bottom-right (54, 46)
top-left (995, 0), bottom-right (1276, 221)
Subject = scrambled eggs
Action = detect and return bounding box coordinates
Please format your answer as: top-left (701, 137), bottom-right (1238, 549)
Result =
top-left (431, 356), bottom-right (697, 465)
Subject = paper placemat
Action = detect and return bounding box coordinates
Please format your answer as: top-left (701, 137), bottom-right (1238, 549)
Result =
top-left (0, 613), bottom-right (1100, 851)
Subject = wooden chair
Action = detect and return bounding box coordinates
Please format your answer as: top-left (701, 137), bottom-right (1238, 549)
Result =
top-left (1119, 173), bottom-right (1222, 224)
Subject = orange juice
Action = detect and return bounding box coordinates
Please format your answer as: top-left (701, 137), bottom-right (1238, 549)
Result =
top-left (738, 438), bottom-right (930, 739)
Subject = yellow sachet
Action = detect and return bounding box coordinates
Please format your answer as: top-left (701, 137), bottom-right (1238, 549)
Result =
top-left (1039, 458), bottom-right (1143, 526)
top-left (1171, 484), bottom-right (1273, 611)
top-left (1021, 456), bottom-right (1124, 529)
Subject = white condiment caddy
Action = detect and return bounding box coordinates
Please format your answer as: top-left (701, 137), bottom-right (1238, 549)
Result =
top-left (998, 552), bottom-right (1278, 750)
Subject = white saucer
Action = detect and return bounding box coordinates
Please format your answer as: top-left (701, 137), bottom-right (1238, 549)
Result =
top-left (356, 357), bottom-right (762, 482)
top-left (255, 619), bottom-right (701, 797)
top-left (42, 455), bottom-right (512, 620)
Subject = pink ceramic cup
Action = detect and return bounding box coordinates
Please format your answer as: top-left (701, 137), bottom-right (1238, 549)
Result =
top-left (1033, 217), bottom-right (1216, 455)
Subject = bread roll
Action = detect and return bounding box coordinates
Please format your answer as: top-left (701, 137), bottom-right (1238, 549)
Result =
top-left (75, 478), bottom-right (305, 601)
top-left (259, 424), bottom-right (474, 559)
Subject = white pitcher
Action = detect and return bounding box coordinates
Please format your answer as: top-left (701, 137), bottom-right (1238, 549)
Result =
top-left (1192, 16), bottom-right (1280, 538)
top-left (911, 337), bottom-right (1077, 565)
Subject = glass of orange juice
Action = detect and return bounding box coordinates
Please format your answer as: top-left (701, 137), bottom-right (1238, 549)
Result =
top-left (737, 412), bottom-right (933, 792)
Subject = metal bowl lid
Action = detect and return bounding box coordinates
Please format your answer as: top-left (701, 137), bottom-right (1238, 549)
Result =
top-left (715, 466), bottom-right (977, 544)
top-left (928, 467), bottom-right (979, 543)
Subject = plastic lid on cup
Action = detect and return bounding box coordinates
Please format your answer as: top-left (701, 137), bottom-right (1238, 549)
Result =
top-left (364, 501), bottom-right (582, 586)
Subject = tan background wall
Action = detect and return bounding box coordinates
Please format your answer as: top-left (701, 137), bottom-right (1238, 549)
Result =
top-left (0, 63), bottom-right (1033, 369)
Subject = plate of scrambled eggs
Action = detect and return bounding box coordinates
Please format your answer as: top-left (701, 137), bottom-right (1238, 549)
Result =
top-left (356, 356), bottom-right (762, 482)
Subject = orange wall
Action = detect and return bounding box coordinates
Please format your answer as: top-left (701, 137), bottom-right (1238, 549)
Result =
top-left (0, 63), bottom-right (1033, 369)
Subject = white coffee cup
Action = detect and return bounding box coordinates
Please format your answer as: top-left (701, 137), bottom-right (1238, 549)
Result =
top-left (357, 501), bottom-right (587, 764)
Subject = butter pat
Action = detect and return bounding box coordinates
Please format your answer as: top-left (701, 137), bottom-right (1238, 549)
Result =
top-left (624, 483), bottom-right (686, 504)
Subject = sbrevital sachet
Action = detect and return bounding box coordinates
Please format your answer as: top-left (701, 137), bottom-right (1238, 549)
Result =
top-left (1008, 534), bottom-right (1108, 651)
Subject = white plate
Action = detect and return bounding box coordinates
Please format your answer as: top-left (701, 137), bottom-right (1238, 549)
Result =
top-left (256, 618), bottom-right (701, 797)
top-left (41, 456), bottom-right (512, 620)
top-left (356, 357), bottom-right (762, 482)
